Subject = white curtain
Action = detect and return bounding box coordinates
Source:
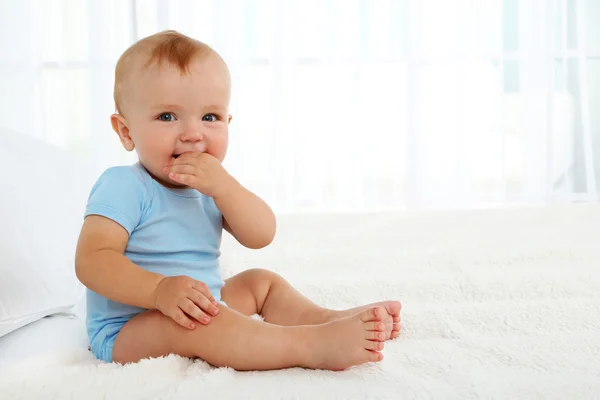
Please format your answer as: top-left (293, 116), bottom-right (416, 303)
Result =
top-left (1, 0), bottom-right (599, 212)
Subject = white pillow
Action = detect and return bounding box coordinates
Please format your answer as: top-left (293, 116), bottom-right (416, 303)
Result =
top-left (0, 128), bottom-right (91, 337)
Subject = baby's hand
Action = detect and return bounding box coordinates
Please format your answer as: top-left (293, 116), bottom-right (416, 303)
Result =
top-left (164, 152), bottom-right (234, 198)
top-left (153, 276), bottom-right (220, 329)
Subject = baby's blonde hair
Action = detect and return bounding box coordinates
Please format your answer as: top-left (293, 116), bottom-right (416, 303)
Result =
top-left (113, 30), bottom-right (228, 115)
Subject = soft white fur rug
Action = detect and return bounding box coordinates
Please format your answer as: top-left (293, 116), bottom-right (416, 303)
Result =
top-left (2, 205), bottom-right (600, 399)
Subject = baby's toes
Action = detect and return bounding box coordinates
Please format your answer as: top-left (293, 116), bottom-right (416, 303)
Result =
top-left (386, 301), bottom-right (402, 318)
top-left (366, 330), bottom-right (386, 341)
top-left (390, 323), bottom-right (401, 339)
top-left (365, 340), bottom-right (385, 351)
top-left (367, 350), bottom-right (384, 363)
top-left (364, 321), bottom-right (386, 332)
top-left (359, 307), bottom-right (385, 322)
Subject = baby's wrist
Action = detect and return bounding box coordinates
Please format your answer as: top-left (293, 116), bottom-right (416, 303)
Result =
top-left (150, 274), bottom-right (167, 310)
top-left (212, 174), bottom-right (240, 200)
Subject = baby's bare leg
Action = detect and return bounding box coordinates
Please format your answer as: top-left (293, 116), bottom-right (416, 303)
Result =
top-left (222, 268), bottom-right (401, 339)
top-left (221, 268), bottom-right (328, 325)
top-left (111, 304), bottom-right (385, 371)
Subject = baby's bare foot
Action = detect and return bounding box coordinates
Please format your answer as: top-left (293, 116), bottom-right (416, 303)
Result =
top-left (324, 301), bottom-right (401, 340)
top-left (302, 307), bottom-right (386, 371)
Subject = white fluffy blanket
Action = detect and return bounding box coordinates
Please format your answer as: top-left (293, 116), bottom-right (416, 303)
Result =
top-left (2, 205), bottom-right (600, 399)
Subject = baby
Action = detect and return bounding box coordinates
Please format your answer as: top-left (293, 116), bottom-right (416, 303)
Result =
top-left (75, 30), bottom-right (401, 371)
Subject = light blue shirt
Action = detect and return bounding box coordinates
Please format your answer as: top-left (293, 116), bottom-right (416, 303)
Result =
top-left (84, 162), bottom-right (224, 334)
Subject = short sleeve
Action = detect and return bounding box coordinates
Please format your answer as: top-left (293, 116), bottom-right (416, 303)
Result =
top-left (84, 167), bottom-right (149, 235)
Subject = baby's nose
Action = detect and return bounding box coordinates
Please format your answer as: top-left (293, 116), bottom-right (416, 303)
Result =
top-left (180, 127), bottom-right (204, 142)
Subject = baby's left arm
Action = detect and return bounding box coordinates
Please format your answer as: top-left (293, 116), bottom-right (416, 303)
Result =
top-left (165, 152), bottom-right (276, 249)
top-left (214, 177), bottom-right (276, 249)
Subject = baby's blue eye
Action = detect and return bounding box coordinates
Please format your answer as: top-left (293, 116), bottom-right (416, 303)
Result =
top-left (158, 113), bottom-right (176, 122)
top-left (202, 114), bottom-right (218, 122)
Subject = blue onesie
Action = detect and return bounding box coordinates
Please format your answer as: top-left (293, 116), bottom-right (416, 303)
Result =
top-left (84, 162), bottom-right (224, 362)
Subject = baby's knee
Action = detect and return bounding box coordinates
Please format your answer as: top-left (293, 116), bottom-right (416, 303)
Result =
top-left (242, 268), bottom-right (279, 283)
top-left (237, 268), bottom-right (284, 295)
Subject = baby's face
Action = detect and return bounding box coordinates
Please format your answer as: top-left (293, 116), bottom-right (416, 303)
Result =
top-left (114, 54), bottom-right (231, 187)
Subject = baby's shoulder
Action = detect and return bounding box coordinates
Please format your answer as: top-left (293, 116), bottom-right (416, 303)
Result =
top-left (93, 163), bottom-right (153, 198)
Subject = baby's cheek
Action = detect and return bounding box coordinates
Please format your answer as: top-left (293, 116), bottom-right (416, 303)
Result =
top-left (210, 137), bottom-right (229, 161)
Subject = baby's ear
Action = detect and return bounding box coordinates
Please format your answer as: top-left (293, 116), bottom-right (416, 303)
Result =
top-left (227, 114), bottom-right (233, 125)
top-left (111, 114), bottom-right (135, 151)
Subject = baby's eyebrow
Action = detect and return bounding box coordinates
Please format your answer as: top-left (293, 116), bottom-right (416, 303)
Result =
top-left (149, 104), bottom-right (227, 113)
top-left (204, 105), bottom-right (226, 111)
top-left (151, 104), bottom-right (182, 111)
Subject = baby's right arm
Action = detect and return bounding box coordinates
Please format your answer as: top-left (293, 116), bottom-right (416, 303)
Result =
top-left (75, 215), bottom-right (219, 329)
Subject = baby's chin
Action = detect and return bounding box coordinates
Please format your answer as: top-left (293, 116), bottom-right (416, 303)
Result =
top-left (164, 181), bottom-right (187, 189)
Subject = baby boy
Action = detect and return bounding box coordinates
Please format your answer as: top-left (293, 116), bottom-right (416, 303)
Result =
top-left (75, 30), bottom-right (401, 371)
